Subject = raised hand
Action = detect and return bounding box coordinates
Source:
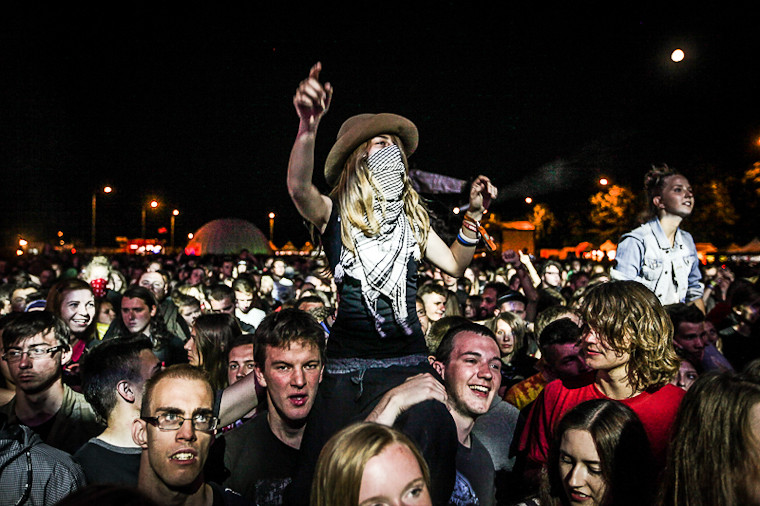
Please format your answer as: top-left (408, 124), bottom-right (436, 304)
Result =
top-left (468, 175), bottom-right (498, 220)
top-left (293, 62), bottom-right (333, 128)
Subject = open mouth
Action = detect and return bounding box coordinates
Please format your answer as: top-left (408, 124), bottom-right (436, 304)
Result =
top-left (289, 394), bottom-right (308, 406)
top-left (469, 385), bottom-right (490, 397)
top-left (170, 450), bottom-right (197, 462)
top-left (569, 490), bottom-right (592, 502)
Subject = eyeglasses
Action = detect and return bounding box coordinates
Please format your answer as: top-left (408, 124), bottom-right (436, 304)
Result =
top-left (3, 346), bottom-right (65, 362)
top-left (141, 412), bottom-right (218, 433)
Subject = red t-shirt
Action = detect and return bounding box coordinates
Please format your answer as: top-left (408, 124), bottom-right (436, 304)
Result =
top-left (519, 372), bottom-right (684, 467)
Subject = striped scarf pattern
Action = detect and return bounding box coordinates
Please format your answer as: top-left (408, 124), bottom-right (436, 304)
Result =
top-left (336, 145), bottom-right (420, 336)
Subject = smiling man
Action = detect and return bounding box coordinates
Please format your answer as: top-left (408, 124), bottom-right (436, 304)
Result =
top-left (432, 322), bottom-right (501, 506)
top-left (132, 364), bottom-right (249, 505)
top-left (219, 309), bottom-right (325, 505)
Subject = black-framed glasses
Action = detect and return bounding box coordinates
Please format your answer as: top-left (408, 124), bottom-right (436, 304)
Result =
top-left (2, 346), bottom-right (65, 363)
top-left (142, 412), bottom-right (218, 433)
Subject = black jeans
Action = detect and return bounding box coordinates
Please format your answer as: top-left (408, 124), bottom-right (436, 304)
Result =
top-left (286, 359), bottom-right (458, 506)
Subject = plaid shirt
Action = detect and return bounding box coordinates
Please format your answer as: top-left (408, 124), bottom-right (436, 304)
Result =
top-left (1, 415), bottom-right (86, 505)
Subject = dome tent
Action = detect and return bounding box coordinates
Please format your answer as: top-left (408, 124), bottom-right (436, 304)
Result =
top-left (185, 218), bottom-right (273, 256)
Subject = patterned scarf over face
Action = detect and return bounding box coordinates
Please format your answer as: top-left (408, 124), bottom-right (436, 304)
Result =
top-left (335, 145), bottom-right (420, 337)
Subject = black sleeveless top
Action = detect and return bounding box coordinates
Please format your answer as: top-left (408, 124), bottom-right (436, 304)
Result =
top-left (321, 203), bottom-right (427, 360)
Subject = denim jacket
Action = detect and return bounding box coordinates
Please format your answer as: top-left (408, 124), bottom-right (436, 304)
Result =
top-left (610, 218), bottom-right (703, 304)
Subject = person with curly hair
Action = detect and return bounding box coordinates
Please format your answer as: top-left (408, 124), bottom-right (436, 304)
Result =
top-left (519, 281), bottom-right (684, 481)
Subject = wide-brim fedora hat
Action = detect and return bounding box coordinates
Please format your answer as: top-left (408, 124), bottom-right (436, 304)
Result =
top-left (324, 113), bottom-right (418, 187)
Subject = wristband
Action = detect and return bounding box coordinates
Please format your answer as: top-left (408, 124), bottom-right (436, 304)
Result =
top-left (457, 231), bottom-right (479, 247)
top-left (461, 220), bottom-right (479, 234)
top-left (463, 215), bottom-right (497, 251)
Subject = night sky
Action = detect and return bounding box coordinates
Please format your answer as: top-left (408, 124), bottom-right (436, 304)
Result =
top-left (2, 4), bottom-right (758, 251)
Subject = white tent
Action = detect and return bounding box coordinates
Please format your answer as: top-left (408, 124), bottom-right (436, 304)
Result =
top-left (185, 218), bottom-right (273, 256)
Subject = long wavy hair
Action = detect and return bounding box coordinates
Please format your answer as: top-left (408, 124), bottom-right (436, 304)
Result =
top-left (542, 399), bottom-right (655, 506)
top-left (192, 313), bottom-right (241, 391)
top-left (579, 281), bottom-right (679, 392)
top-left (311, 422), bottom-right (431, 506)
top-left (46, 278), bottom-right (98, 343)
top-left (657, 371), bottom-right (760, 505)
top-left (329, 135), bottom-right (430, 255)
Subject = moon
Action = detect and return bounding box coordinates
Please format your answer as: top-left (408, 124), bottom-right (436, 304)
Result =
top-left (671, 49), bottom-right (685, 62)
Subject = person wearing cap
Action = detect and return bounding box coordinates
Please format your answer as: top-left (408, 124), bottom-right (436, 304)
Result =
top-left (285, 63), bottom-right (496, 504)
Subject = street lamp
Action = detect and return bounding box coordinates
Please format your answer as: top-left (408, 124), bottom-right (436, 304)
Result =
top-left (268, 212), bottom-right (275, 243)
top-left (171, 209), bottom-right (179, 251)
top-left (91, 186), bottom-right (113, 247)
top-left (141, 199), bottom-right (160, 240)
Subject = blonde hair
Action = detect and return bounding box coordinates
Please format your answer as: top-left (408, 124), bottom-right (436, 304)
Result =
top-left (580, 281), bottom-right (679, 392)
top-left (329, 135), bottom-right (430, 255)
top-left (311, 422), bottom-right (431, 506)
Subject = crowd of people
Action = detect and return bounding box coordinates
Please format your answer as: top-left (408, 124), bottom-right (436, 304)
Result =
top-left (2, 63), bottom-right (760, 505)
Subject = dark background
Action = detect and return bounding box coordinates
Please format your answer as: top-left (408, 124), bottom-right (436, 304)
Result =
top-left (2, 4), bottom-right (758, 250)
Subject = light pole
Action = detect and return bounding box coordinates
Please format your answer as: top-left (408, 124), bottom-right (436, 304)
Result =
top-left (141, 199), bottom-right (159, 240)
top-left (171, 209), bottom-right (179, 251)
top-left (91, 186), bottom-right (113, 247)
top-left (268, 212), bottom-right (275, 243)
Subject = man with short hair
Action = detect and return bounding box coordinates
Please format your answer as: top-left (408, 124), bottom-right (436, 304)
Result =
top-left (505, 317), bottom-right (590, 411)
top-left (418, 283), bottom-right (449, 324)
top-left (206, 285), bottom-right (255, 333)
top-left (479, 282), bottom-right (509, 320)
top-left (665, 303), bottom-right (707, 363)
top-left (431, 322), bottom-right (500, 506)
top-left (232, 278), bottom-right (266, 330)
top-left (75, 336), bottom-right (161, 485)
top-left (0, 312), bottom-right (103, 454)
top-left (132, 365), bottom-right (250, 505)
top-left (220, 309), bottom-right (324, 505)
top-left (140, 270), bottom-right (190, 341)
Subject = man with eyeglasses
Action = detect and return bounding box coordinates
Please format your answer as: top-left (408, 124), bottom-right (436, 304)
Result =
top-left (132, 364), bottom-right (250, 505)
top-left (0, 311), bottom-right (103, 454)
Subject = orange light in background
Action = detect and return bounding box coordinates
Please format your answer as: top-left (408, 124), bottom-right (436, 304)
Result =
top-left (599, 178), bottom-right (609, 186)
top-left (188, 233), bottom-right (194, 239)
top-left (16, 249), bottom-right (23, 256)
top-left (57, 230), bottom-right (64, 237)
top-left (19, 238), bottom-right (28, 247)
top-left (173, 209), bottom-right (179, 216)
top-left (150, 200), bottom-right (159, 208)
top-left (103, 186), bottom-right (113, 193)
top-left (268, 212), bottom-right (275, 219)
top-left (453, 207), bottom-right (460, 215)
top-left (525, 197), bottom-right (533, 204)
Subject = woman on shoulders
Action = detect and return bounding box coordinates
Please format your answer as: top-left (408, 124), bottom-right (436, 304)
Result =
top-left (611, 165), bottom-right (703, 308)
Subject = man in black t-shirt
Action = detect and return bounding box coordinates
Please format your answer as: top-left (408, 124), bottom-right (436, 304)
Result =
top-left (219, 309), bottom-right (325, 505)
top-left (134, 365), bottom-right (250, 506)
top-left (75, 336), bottom-right (161, 485)
top-left (432, 322), bottom-right (500, 506)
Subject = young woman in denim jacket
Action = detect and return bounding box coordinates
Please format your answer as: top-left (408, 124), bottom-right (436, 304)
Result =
top-left (611, 165), bottom-right (704, 308)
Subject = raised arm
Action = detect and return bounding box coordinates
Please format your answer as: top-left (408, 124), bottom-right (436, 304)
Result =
top-left (287, 62), bottom-right (334, 233)
top-left (425, 175), bottom-right (498, 277)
